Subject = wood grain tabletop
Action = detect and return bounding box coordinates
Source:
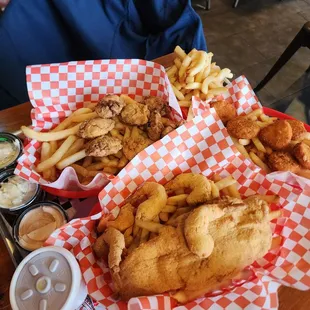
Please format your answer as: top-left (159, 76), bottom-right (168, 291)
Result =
top-left (0, 53), bottom-right (309, 309)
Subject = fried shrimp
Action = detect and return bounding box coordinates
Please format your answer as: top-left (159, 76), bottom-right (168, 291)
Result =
top-left (292, 142), bottom-right (310, 169)
top-left (210, 100), bottom-right (236, 124)
top-left (106, 203), bottom-right (135, 232)
top-left (227, 116), bottom-right (260, 139)
top-left (287, 120), bottom-right (307, 141)
top-left (259, 120), bottom-right (292, 150)
top-left (164, 173), bottom-right (213, 206)
top-left (268, 151), bottom-right (300, 172)
top-left (130, 182), bottom-right (168, 220)
top-left (184, 205), bottom-right (224, 258)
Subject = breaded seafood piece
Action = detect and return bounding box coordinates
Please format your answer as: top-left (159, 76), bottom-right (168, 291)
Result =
top-left (210, 100), bottom-right (236, 124)
top-left (123, 129), bottom-right (152, 160)
top-left (147, 111), bottom-right (164, 141)
top-left (268, 151), bottom-right (300, 172)
top-left (95, 94), bottom-right (125, 118)
top-left (287, 119), bottom-right (307, 141)
top-left (121, 102), bottom-right (150, 125)
top-left (292, 142), bottom-right (310, 169)
top-left (78, 118), bottom-right (115, 139)
top-left (259, 120), bottom-right (292, 150)
top-left (86, 136), bottom-right (122, 157)
top-left (143, 96), bottom-right (167, 114)
top-left (227, 116), bottom-right (260, 139)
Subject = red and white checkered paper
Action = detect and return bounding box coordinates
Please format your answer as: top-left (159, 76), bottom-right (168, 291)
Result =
top-left (14, 59), bottom-right (181, 190)
top-left (191, 75), bottom-right (310, 192)
top-left (46, 106), bottom-right (310, 309)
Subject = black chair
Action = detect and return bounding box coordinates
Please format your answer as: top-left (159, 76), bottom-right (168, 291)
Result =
top-left (254, 22), bottom-right (310, 92)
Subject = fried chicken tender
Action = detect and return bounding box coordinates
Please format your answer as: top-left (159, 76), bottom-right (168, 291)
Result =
top-left (121, 102), bottom-right (150, 125)
top-left (227, 116), bottom-right (260, 139)
top-left (287, 119), bottom-right (307, 141)
top-left (147, 111), bottom-right (164, 140)
top-left (268, 151), bottom-right (300, 172)
top-left (210, 100), bottom-right (236, 124)
top-left (78, 118), bottom-right (115, 139)
top-left (86, 135), bottom-right (122, 157)
top-left (143, 96), bottom-right (167, 114)
top-left (259, 120), bottom-right (292, 150)
top-left (123, 128), bottom-right (152, 160)
top-left (107, 203), bottom-right (135, 232)
top-left (95, 94), bottom-right (125, 118)
top-left (114, 197), bottom-right (272, 302)
top-left (292, 142), bottom-right (310, 169)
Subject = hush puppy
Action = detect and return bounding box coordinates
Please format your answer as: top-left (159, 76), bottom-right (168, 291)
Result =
top-left (292, 142), bottom-right (310, 169)
top-left (268, 151), bottom-right (300, 172)
top-left (227, 116), bottom-right (260, 139)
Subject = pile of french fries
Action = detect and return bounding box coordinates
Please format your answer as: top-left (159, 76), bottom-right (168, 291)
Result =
top-left (98, 174), bottom-right (281, 253)
top-left (230, 108), bottom-right (310, 179)
top-left (20, 95), bottom-right (178, 185)
top-left (166, 46), bottom-right (233, 108)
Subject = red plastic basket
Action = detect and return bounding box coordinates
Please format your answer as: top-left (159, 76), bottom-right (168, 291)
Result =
top-left (42, 185), bottom-right (102, 199)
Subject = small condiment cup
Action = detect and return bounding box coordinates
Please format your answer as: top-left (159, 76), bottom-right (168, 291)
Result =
top-left (13, 201), bottom-right (68, 252)
top-left (0, 168), bottom-right (44, 213)
top-left (0, 132), bottom-right (23, 173)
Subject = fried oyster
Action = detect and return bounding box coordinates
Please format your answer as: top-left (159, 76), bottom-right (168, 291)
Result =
top-left (95, 94), bottom-right (125, 118)
top-left (121, 101), bottom-right (150, 125)
top-left (78, 118), bottom-right (115, 139)
top-left (86, 136), bottom-right (122, 157)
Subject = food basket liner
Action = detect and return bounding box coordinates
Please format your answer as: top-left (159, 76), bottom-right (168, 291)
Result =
top-left (15, 59), bottom-right (181, 190)
top-left (46, 106), bottom-right (310, 309)
top-left (191, 75), bottom-right (310, 191)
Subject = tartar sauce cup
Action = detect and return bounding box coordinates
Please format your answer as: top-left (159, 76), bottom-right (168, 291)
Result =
top-left (10, 246), bottom-right (88, 310)
top-left (0, 168), bottom-right (44, 213)
top-left (13, 201), bottom-right (68, 253)
top-left (0, 132), bottom-right (23, 173)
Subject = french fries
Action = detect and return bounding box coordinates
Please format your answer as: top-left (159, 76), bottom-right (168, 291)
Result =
top-left (36, 135), bottom-right (78, 172)
top-left (167, 46), bottom-right (233, 108)
top-left (22, 93), bottom-right (181, 183)
top-left (21, 124), bottom-right (81, 142)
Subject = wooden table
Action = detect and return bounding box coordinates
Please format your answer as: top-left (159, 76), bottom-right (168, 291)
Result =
top-left (0, 54), bottom-right (309, 309)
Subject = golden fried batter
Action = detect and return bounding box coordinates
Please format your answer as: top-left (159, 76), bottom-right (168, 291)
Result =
top-left (121, 102), bottom-right (150, 125)
top-left (107, 203), bottom-right (135, 232)
top-left (287, 119), bottom-right (307, 141)
top-left (147, 111), bottom-right (164, 141)
top-left (123, 130), bottom-right (152, 160)
top-left (86, 136), bottom-right (122, 157)
top-left (292, 142), bottom-right (310, 169)
top-left (143, 96), bottom-right (167, 114)
top-left (95, 94), bottom-right (125, 118)
top-left (268, 151), bottom-right (300, 172)
top-left (259, 120), bottom-right (292, 150)
top-left (227, 116), bottom-right (260, 139)
top-left (210, 100), bottom-right (236, 124)
top-left (78, 118), bottom-right (115, 139)
top-left (161, 125), bottom-right (175, 137)
top-left (114, 197), bottom-right (272, 302)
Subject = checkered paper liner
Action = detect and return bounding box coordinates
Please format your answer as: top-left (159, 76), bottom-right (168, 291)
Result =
top-left (46, 106), bottom-right (310, 309)
top-left (14, 59), bottom-right (181, 190)
top-left (191, 75), bottom-right (310, 191)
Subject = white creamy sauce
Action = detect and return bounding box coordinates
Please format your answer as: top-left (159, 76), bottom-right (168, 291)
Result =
top-left (0, 175), bottom-right (37, 208)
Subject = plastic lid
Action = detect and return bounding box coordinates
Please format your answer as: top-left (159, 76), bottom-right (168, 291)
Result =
top-left (10, 246), bottom-right (82, 310)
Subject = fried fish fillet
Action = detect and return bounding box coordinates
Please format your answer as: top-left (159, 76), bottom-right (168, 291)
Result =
top-left (113, 197), bottom-right (272, 303)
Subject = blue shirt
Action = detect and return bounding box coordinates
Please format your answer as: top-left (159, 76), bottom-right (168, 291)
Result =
top-left (0, 0), bottom-right (206, 109)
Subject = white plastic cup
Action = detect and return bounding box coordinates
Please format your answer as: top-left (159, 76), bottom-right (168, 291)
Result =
top-left (10, 246), bottom-right (88, 310)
